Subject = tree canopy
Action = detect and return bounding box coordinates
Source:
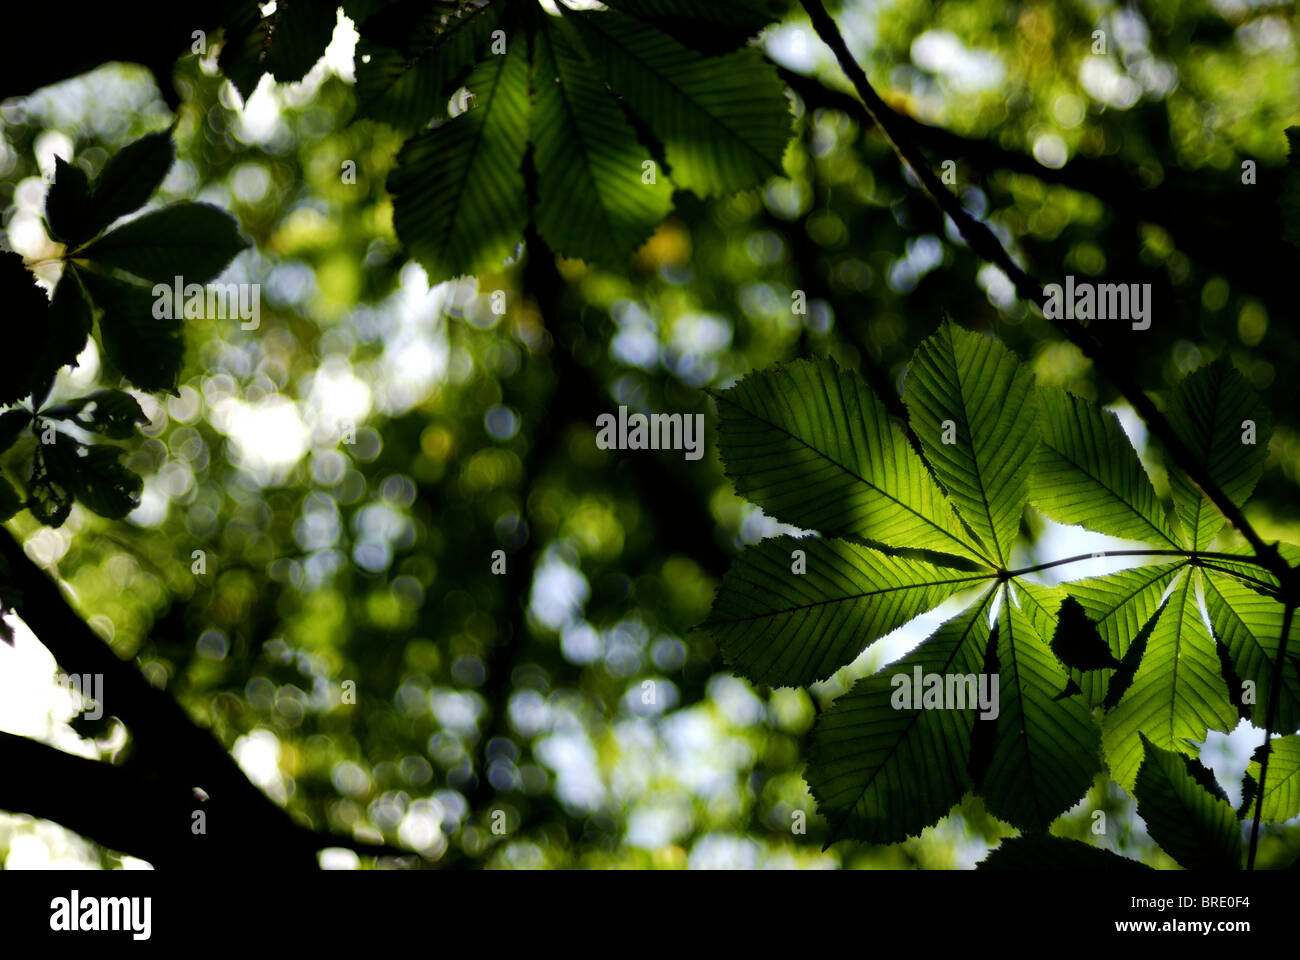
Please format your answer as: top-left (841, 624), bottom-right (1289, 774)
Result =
top-left (0, 0), bottom-right (1298, 872)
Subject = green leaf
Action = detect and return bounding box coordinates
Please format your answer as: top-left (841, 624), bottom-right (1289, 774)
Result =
top-left (713, 358), bottom-right (988, 565)
top-left (74, 129), bottom-right (175, 246)
top-left (266, 0), bottom-right (339, 83)
top-left (1134, 735), bottom-right (1241, 869)
top-left (77, 269), bottom-right (184, 394)
top-left (1239, 735), bottom-right (1300, 823)
top-left (697, 534), bottom-right (990, 686)
top-left (903, 322), bottom-right (1039, 567)
top-left (531, 16), bottom-right (674, 263)
top-left (218, 0), bottom-right (273, 100)
top-left (1164, 358), bottom-right (1269, 550)
top-left (570, 8), bottom-right (791, 196)
top-left (44, 157), bottom-right (92, 247)
top-left (978, 835), bottom-right (1151, 870)
top-left (806, 591), bottom-right (995, 843)
top-left (42, 389), bottom-right (149, 439)
top-left (974, 592), bottom-right (1101, 833)
top-left (79, 203), bottom-right (248, 285)
top-left (218, 0), bottom-right (338, 97)
top-left (1102, 569), bottom-right (1237, 791)
top-left (388, 41), bottom-right (530, 283)
top-left (1031, 389), bottom-right (1179, 547)
top-left (1201, 571), bottom-right (1300, 735)
top-left (353, 0), bottom-right (502, 129)
top-left (1062, 562), bottom-right (1185, 707)
top-left (43, 433), bottom-right (143, 520)
top-left (0, 260), bottom-right (92, 405)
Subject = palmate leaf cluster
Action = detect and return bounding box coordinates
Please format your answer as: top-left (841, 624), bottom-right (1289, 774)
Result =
top-left (697, 322), bottom-right (1300, 867)
top-left (0, 131), bottom-right (247, 531)
top-left (206, 0), bottom-right (795, 282)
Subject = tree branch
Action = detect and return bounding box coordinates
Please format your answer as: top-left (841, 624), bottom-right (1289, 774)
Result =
top-left (0, 528), bottom-right (421, 867)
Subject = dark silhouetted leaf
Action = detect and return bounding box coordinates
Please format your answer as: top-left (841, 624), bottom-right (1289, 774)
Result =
top-left (219, 0), bottom-right (338, 98)
top-left (978, 835), bottom-right (1151, 870)
top-left (74, 128), bottom-right (176, 244)
top-left (0, 252), bottom-right (59, 405)
top-left (28, 442), bottom-right (74, 527)
top-left (43, 389), bottom-right (149, 439)
top-left (43, 432), bottom-right (143, 520)
top-left (1239, 735), bottom-right (1300, 823)
top-left (1052, 595), bottom-right (1123, 671)
top-left (1134, 735), bottom-right (1241, 869)
top-left (44, 157), bottom-right (93, 247)
top-left (77, 268), bottom-right (184, 394)
top-left (79, 203), bottom-right (248, 285)
top-left (0, 409), bottom-right (32, 455)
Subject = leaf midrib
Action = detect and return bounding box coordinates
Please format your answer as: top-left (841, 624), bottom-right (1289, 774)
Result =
top-left (944, 333), bottom-right (1004, 566)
